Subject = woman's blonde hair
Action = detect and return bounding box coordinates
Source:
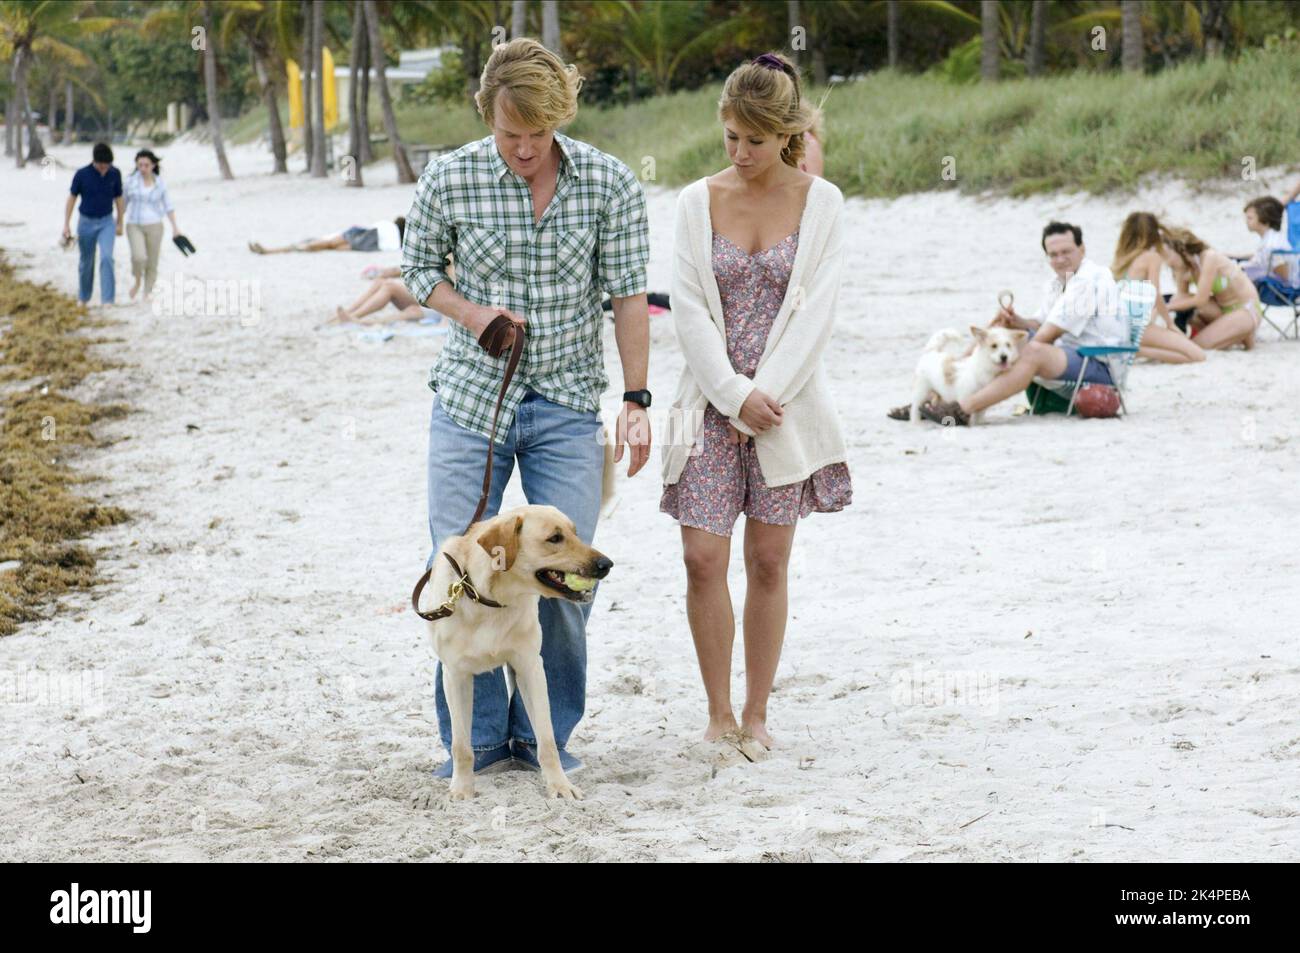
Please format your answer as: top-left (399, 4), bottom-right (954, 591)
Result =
top-left (718, 51), bottom-right (823, 168)
top-left (475, 37), bottom-right (584, 131)
top-left (1112, 211), bottom-right (1163, 279)
top-left (1160, 225), bottom-right (1208, 274)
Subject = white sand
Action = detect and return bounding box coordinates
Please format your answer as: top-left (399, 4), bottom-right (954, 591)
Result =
top-left (1, 138), bottom-right (1297, 862)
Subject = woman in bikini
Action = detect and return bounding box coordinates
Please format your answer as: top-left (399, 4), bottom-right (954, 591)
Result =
top-left (660, 52), bottom-right (851, 754)
top-left (1160, 225), bottom-right (1263, 350)
top-left (1110, 212), bottom-right (1204, 363)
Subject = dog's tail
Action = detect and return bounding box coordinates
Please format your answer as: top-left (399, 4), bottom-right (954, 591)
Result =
top-left (599, 424), bottom-right (620, 520)
top-left (924, 328), bottom-right (968, 356)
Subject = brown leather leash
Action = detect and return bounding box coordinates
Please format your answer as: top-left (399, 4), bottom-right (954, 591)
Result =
top-left (412, 314), bottom-right (525, 621)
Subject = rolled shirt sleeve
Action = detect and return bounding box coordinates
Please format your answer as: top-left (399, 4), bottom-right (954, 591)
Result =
top-left (402, 163), bottom-right (454, 307)
top-left (598, 164), bottom-right (649, 299)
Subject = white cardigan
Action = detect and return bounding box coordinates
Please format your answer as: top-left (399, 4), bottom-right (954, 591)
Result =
top-left (661, 175), bottom-right (849, 488)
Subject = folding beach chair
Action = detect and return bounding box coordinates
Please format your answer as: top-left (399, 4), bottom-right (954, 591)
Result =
top-left (1027, 279), bottom-right (1155, 418)
top-left (1254, 200), bottom-right (1300, 340)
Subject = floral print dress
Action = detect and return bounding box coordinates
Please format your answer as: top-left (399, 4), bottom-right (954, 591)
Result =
top-left (660, 229), bottom-right (853, 538)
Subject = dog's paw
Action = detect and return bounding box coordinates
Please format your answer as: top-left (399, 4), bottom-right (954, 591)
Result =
top-left (448, 780), bottom-right (475, 801)
top-left (545, 778), bottom-right (583, 800)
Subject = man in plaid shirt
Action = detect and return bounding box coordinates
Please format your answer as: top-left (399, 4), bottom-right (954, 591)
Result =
top-left (402, 37), bottom-right (651, 781)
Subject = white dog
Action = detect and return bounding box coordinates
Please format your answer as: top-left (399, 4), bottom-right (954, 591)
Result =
top-left (910, 325), bottom-right (1027, 425)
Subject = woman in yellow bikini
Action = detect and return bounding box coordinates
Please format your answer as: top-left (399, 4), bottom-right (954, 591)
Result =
top-left (1111, 213), bottom-right (1205, 363)
top-left (1160, 225), bottom-right (1262, 350)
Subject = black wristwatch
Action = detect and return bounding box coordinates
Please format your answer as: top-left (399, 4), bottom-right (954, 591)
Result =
top-left (623, 389), bottom-right (652, 408)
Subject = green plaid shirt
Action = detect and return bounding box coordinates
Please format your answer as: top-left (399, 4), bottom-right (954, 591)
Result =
top-left (402, 131), bottom-right (649, 444)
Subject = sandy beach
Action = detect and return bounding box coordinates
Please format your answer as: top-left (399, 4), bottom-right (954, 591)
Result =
top-left (1, 138), bottom-right (1297, 862)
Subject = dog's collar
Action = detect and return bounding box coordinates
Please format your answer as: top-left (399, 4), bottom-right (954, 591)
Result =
top-left (412, 552), bottom-right (506, 621)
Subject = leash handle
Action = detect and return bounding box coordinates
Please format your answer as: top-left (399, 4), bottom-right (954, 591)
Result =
top-left (412, 319), bottom-right (526, 619)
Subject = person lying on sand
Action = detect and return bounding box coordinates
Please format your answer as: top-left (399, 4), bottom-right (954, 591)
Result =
top-left (250, 217), bottom-right (405, 254)
top-left (888, 221), bottom-right (1130, 424)
top-left (323, 264), bottom-right (453, 327)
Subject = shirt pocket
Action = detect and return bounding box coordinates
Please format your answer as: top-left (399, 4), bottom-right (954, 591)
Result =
top-left (455, 224), bottom-right (507, 293)
top-left (553, 226), bottom-right (596, 286)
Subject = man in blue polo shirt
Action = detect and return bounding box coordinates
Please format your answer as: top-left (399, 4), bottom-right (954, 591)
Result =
top-left (62, 143), bottom-right (125, 305)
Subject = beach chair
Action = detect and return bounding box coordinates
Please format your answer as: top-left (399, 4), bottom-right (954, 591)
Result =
top-left (1027, 279), bottom-right (1155, 418)
top-left (1254, 200), bottom-right (1300, 340)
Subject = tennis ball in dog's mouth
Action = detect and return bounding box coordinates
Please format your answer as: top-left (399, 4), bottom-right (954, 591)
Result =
top-left (563, 572), bottom-right (597, 592)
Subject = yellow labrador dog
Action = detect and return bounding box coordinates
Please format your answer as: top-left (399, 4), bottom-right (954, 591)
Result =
top-left (422, 503), bottom-right (613, 801)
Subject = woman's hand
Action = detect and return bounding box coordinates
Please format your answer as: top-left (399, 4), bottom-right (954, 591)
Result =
top-left (737, 389), bottom-right (783, 434)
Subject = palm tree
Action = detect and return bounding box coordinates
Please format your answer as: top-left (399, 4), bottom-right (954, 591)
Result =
top-left (309, 0), bottom-right (325, 176)
top-left (587, 0), bottom-right (739, 97)
top-left (887, 0), bottom-right (899, 68)
top-left (200, 0), bottom-right (233, 178)
top-left (541, 0), bottom-right (561, 57)
top-left (1027, 0), bottom-right (1046, 75)
top-left (362, 0), bottom-right (414, 183)
top-left (222, 0), bottom-right (295, 174)
top-left (511, 0), bottom-right (526, 39)
top-left (299, 0), bottom-right (312, 171)
top-left (0, 0), bottom-right (113, 168)
top-left (786, 0), bottom-right (800, 69)
top-left (1122, 0), bottom-right (1143, 72)
top-left (141, 0), bottom-right (234, 178)
top-left (345, 0), bottom-right (363, 186)
top-left (980, 0), bottom-right (999, 81)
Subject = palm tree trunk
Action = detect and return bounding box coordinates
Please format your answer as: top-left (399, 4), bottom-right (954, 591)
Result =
top-left (887, 0), bottom-right (899, 68)
top-left (3, 94), bottom-right (12, 157)
top-left (462, 29), bottom-right (483, 98)
top-left (363, 0), bottom-right (415, 183)
top-left (202, 0), bottom-right (234, 179)
top-left (786, 0), bottom-right (801, 68)
top-left (13, 50), bottom-right (28, 168)
top-left (1027, 0), bottom-right (1046, 76)
top-left (300, 0), bottom-right (313, 171)
top-left (64, 80), bottom-right (74, 145)
top-left (358, 21), bottom-right (373, 165)
top-left (1121, 1), bottom-right (1143, 72)
top-left (346, 0), bottom-right (365, 187)
top-left (511, 0), bottom-right (527, 39)
top-left (24, 83), bottom-right (45, 163)
top-left (251, 42), bottom-right (288, 173)
top-left (541, 0), bottom-right (562, 57)
top-left (47, 82), bottom-right (58, 144)
top-left (1201, 0), bottom-right (1226, 57)
top-left (980, 0), bottom-right (1000, 82)
top-left (310, 0), bottom-right (327, 176)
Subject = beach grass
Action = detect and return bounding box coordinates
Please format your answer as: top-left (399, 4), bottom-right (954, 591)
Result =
top-left (0, 256), bottom-right (129, 636)
top-left (240, 46), bottom-right (1300, 198)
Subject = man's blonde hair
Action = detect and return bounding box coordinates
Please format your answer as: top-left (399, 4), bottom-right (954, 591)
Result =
top-left (475, 37), bottom-right (583, 130)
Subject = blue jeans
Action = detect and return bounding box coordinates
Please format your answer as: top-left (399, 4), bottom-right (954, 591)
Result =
top-left (77, 213), bottom-right (116, 304)
top-left (426, 387), bottom-right (605, 753)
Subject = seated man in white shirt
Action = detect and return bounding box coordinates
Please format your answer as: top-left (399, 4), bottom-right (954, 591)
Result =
top-left (920, 221), bottom-right (1129, 426)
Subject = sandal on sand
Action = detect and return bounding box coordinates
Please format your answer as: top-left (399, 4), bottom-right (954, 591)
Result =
top-left (886, 403), bottom-right (912, 421)
top-left (920, 399), bottom-right (970, 427)
top-left (248, 241), bottom-right (266, 255)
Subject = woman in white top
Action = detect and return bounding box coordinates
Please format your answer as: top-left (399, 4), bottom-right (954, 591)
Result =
top-left (123, 149), bottom-right (181, 299)
top-left (660, 52), bottom-right (851, 753)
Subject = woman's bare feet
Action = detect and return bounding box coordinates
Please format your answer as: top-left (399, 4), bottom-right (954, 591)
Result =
top-left (703, 714), bottom-right (739, 742)
top-left (740, 714), bottom-right (774, 750)
top-left (129, 279), bottom-right (140, 300)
